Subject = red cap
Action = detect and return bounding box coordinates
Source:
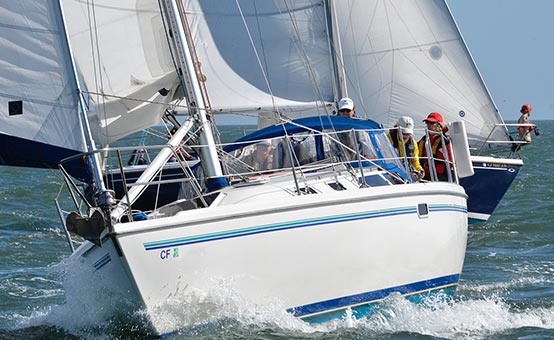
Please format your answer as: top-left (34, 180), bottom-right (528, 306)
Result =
top-left (423, 112), bottom-right (444, 123)
top-left (521, 104), bottom-right (532, 112)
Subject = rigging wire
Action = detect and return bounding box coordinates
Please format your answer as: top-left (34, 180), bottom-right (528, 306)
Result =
top-left (234, 0), bottom-right (278, 116)
top-left (84, 0), bottom-right (112, 146)
top-left (280, 0), bottom-right (334, 120)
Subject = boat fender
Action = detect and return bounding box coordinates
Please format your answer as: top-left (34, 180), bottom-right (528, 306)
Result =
top-left (133, 212), bottom-right (148, 221)
top-left (448, 121), bottom-right (474, 178)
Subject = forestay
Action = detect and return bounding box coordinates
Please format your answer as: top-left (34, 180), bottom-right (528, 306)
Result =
top-left (331, 0), bottom-right (509, 150)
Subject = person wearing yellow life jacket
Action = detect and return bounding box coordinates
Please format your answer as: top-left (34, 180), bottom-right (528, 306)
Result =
top-left (388, 116), bottom-right (424, 180)
top-left (417, 112), bottom-right (452, 181)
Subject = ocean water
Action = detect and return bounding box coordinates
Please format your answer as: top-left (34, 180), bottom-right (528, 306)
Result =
top-left (1, 122), bottom-right (553, 340)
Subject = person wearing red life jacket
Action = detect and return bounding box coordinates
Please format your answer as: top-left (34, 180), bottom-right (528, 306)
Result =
top-left (417, 112), bottom-right (452, 181)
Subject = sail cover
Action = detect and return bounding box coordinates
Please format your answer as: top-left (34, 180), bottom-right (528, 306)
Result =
top-left (61, 0), bottom-right (179, 145)
top-left (0, 1), bottom-right (87, 168)
top-left (332, 0), bottom-right (509, 149)
top-left (184, 0), bottom-right (336, 124)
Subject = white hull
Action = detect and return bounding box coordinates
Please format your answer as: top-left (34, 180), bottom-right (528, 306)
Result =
top-left (73, 170), bottom-right (467, 335)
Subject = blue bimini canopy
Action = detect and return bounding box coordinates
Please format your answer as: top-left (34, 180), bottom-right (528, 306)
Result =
top-left (223, 116), bottom-right (407, 179)
top-left (224, 116), bottom-right (382, 153)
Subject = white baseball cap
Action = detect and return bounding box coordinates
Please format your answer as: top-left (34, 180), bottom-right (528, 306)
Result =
top-left (397, 116), bottom-right (414, 135)
top-left (338, 97), bottom-right (354, 111)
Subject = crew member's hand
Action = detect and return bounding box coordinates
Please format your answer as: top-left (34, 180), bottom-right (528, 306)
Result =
top-left (412, 169), bottom-right (424, 181)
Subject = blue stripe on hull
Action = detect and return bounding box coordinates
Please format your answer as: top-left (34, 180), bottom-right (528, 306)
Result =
top-left (143, 205), bottom-right (467, 251)
top-left (94, 253), bottom-right (111, 271)
top-left (158, 275), bottom-right (459, 337)
top-left (292, 274), bottom-right (460, 321)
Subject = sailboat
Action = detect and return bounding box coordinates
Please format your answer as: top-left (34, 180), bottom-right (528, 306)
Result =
top-left (1, 0), bottom-right (470, 335)
top-left (320, 1), bottom-right (523, 223)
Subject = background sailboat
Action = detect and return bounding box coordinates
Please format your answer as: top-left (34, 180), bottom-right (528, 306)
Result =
top-left (185, 0), bottom-right (522, 222)
top-left (328, 0), bottom-right (523, 222)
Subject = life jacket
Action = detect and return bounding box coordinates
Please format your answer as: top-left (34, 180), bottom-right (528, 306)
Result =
top-left (418, 134), bottom-right (451, 181)
top-left (389, 129), bottom-right (415, 158)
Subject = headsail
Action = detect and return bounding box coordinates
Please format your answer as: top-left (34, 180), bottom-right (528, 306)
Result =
top-left (331, 0), bottom-right (509, 150)
top-left (184, 1), bottom-right (336, 127)
top-left (61, 0), bottom-right (180, 145)
top-left (0, 1), bottom-right (86, 169)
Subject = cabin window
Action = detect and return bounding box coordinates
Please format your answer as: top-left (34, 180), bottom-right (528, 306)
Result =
top-left (417, 203), bottom-right (429, 218)
top-left (358, 174), bottom-right (390, 187)
top-left (298, 186), bottom-right (317, 195)
top-left (322, 129), bottom-right (378, 161)
top-left (272, 133), bottom-right (317, 169)
top-left (327, 182), bottom-right (346, 191)
top-left (229, 140), bottom-right (276, 172)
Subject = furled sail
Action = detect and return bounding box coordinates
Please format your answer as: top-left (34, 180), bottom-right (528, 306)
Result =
top-left (0, 1), bottom-right (86, 169)
top-left (184, 1), bottom-right (336, 127)
top-left (61, 0), bottom-right (180, 145)
top-left (331, 0), bottom-right (509, 150)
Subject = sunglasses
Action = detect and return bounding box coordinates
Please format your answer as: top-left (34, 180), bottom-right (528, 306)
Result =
top-left (339, 109), bottom-right (352, 113)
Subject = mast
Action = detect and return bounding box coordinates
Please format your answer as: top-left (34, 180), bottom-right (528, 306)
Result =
top-left (162, 0), bottom-right (227, 190)
top-left (57, 0), bottom-right (114, 209)
top-left (327, 0), bottom-right (349, 99)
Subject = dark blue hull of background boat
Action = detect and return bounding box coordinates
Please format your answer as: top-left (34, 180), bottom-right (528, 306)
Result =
top-left (106, 163), bottom-right (202, 212)
top-left (461, 160), bottom-right (521, 223)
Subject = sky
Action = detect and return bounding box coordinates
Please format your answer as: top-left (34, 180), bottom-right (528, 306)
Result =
top-left (215, 0), bottom-right (553, 124)
top-left (448, 0), bottom-right (553, 121)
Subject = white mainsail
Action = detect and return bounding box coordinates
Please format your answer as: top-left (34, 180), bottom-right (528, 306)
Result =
top-left (0, 1), bottom-right (86, 166)
top-left (184, 1), bottom-right (336, 126)
top-left (61, 0), bottom-right (180, 145)
top-left (331, 0), bottom-right (509, 150)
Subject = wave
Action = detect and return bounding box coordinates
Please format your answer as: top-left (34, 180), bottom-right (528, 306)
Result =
top-left (5, 274), bottom-right (554, 340)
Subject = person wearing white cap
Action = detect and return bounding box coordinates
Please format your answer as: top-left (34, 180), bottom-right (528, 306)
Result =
top-left (388, 116), bottom-right (424, 180)
top-left (243, 140), bottom-right (273, 171)
top-left (337, 97), bottom-right (356, 117)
